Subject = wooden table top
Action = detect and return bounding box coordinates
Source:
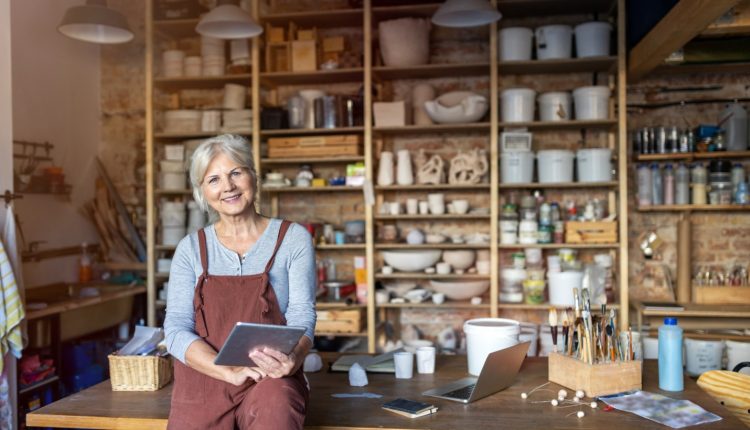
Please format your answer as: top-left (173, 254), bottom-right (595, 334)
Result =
top-left (27, 357), bottom-right (744, 430)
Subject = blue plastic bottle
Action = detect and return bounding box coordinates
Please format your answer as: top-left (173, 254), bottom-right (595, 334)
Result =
top-left (658, 317), bottom-right (683, 391)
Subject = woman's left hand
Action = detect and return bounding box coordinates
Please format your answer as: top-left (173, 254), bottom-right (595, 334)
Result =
top-left (249, 348), bottom-right (298, 378)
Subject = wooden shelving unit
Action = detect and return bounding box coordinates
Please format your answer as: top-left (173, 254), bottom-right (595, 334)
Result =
top-left (636, 151), bottom-right (750, 162)
top-left (153, 74), bottom-right (251, 90)
top-left (498, 119), bottom-right (617, 131)
top-left (498, 181), bottom-right (618, 189)
top-left (498, 56), bottom-right (616, 75)
top-left (637, 204), bottom-right (750, 212)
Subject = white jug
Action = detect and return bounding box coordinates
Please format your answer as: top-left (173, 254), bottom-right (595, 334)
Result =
top-left (377, 151), bottom-right (395, 186)
top-left (396, 150), bottom-right (414, 185)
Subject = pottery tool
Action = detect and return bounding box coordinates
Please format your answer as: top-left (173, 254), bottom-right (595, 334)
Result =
top-left (548, 308), bottom-right (558, 352)
top-left (566, 308), bottom-right (574, 355)
top-left (605, 323), bottom-right (614, 362)
top-left (628, 326), bottom-right (634, 361)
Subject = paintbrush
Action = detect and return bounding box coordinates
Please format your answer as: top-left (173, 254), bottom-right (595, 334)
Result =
top-left (561, 309), bottom-right (570, 356)
top-left (548, 308), bottom-right (558, 353)
top-left (566, 307), bottom-right (574, 354)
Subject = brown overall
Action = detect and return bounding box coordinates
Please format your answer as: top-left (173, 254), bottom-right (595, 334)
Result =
top-left (168, 221), bottom-right (309, 429)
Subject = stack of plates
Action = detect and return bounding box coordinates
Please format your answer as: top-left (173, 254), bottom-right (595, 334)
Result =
top-left (223, 84), bottom-right (247, 110)
top-left (184, 56), bottom-right (202, 77)
top-left (164, 110), bottom-right (202, 133)
top-left (202, 36), bottom-right (225, 76)
top-left (201, 110), bottom-right (222, 132)
top-left (162, 50), bottom-right (185, 77)
top-left (230, 39), bottom-right (251, 66)
top-left (222, 109), bottom-right (252, 133)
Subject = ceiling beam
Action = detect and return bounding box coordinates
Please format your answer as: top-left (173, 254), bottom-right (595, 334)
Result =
top-left (628, 0), bottom-right (741, 82)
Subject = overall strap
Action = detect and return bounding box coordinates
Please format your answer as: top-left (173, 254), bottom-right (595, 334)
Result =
top-left (197, 228), bottom-right (210, 277)
top-left (263, 220), bottom-right (292, 274)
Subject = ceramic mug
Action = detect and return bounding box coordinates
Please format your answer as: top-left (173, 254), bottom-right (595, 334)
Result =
top-left (453, 199), bottom-right (470, 214)
top-left (406, 198), bottom-right (419, 215)
top-left (432, 292), bottom-right (446, 305)
top-left (476, 260), bottom-right (491, 275)
top-left (389, 202), bottom-right (402, 215)
top-left (416, 346), bottom-right (436, 374)
top-left (418, 201), bottom-right (430, 215)
top-left (436, 262), bottom-right (452, 275)
top-left (428, 193), bottom-right (445, 215)
top-left (394, 352), bottom-right (414, 379)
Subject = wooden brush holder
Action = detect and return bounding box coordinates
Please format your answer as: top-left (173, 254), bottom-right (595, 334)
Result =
top-left (548, 352), bottom-right (642, 397)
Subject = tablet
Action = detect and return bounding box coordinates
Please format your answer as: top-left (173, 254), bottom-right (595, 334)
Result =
top-left (213, 322), bottom-right (306, 367)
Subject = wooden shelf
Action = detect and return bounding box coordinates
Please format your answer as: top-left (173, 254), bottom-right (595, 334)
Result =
top-left (316, 302), bottom-right (366, 310)
top-left (155, 300), bottom-right (167, 308)
top-left (261, 8), bottom-right (363, 27)
top-left (314, 331), bottom-right (368, 337)
top-left (99, 262), bottom-right (147, 271)
top-left (316, 244), bottom-right (365, 251)
top-left (499, 119), bottom-right (616, 130)
top-left (373, 123), bottom-right (491, 134)
top-left (636, 151), bottom-right (750, 162)
top-left (153, 18), bottom-right (198, 38)
top-left (499, 56), bottom-right (616, 75)
top-left (376, 274), bottom-right (489, 280)
top-left (637, 204), bottom-right (750, 212)
top-left (155, 131), bottom-right (241, 139)
top-left (375, 243), bottom-right (489, 250)
top-left (19, 375), bottom-right (60, 396)
top-left (498, 181), bottom-right (618, 189)
top-left (701, 23), bottom-right (750, 37)
top-left (652, 62), bottom-right (750, 76)
top-left (261, 156), bottom-right (364, 165)
top-left (154, 74), bottom-right (251, 90)
top-left (155, 272), bottom-right (169, 279)
top-left (497, 0), bottom-right (614, 17)
top-left (635, 302), bottom-right (750, 318)
top-left (497, 303), bottom-right (621, 310)
top-left (379, 302), bottom-right (491, 309)
top-left (260, 68), bottom-right (363, 87)
top-left (374, 214), bottom-right (490, 221)
top-left (260, 127), bottom-right (364, 137)
top-left (371, 3), bottom-right (440, 22)
top-left (155, 245), bottom-right (177, 252)
top-left (373, 62), bottom-right (490, 80)
top-left (263, 186), bottom-right (362, 193)
top-left (376, 183), bottom-right (490, 191)
top-left (155, 189), bottom-right (191, 195)
top-left (25, 284), bottom-right (147, 321)
top-left (498, 243), bottom-right (619, 250)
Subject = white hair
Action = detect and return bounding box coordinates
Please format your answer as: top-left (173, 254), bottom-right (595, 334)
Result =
top-left (189, 134), bottom-right (257, 220)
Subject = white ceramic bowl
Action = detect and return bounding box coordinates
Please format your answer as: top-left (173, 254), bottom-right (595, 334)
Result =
top-left (382, 250), bottom-right (442, 272)
top-left (383, 282), bottom-right (418, 297)
top-left (429, 280), bottom-right (490, 300)
top-left (424, 91), bottom-right (489, 124)
top-left (442, 250), bottom-right (476, 270)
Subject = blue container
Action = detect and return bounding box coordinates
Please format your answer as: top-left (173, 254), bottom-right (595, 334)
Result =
top-left (658, 317), bottom-right (684, 391)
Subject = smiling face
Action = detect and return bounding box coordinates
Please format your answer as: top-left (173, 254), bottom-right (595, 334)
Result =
top-left (201, 151), bottom-right (255, 219)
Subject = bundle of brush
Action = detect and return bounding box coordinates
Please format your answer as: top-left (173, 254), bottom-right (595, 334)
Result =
top-left (549, 287), bottom-right (637, 365)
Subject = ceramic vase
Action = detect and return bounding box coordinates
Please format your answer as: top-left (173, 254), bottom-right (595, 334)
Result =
top-left (298, 89), bottom-right (325, 129)
top-left (379, 18), bottom-right (431, 67)
top-left (377, 151), bottom-right (395, 186)
top-left (396, 150), bottom-right (414, 185)
top-left (412, 84), bottom-right (435, 126)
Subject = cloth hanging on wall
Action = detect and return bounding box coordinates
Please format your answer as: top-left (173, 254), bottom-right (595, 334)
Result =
top-left (0, 211), bottom-right (25, 373)
top-left (0, 370), bottom-right (11, 430)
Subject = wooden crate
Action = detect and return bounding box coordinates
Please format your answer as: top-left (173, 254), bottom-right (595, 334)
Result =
top-left (316, 308), bottom-right (365, 334)
top-left (548, 352), bottom-right (642, 397)
top-left (693, 285), bottom-right (750, 305)
top-left (267, 134), bottom-right (363, 158)
top-left (565, 221), bottom-right (617, 244)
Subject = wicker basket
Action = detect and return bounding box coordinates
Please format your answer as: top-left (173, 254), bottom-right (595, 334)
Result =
top-left (108, 354), bottom-right (173, 391)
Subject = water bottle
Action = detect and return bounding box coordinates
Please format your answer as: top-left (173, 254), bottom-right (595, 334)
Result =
top-left (637, 164), bottom-right (652, 207)
top-left (731, 163), bottom-right (745, 194)
top-left (721, 102), bottom-right (748, 151)
top-left (658, 317), bottom-right (683, 392)
top-left (651, 163), bottom-right (663, 205)
top-left (663, 164), bottom-right (675, 205)
top-left (675, 163), bottom-right (690, 205)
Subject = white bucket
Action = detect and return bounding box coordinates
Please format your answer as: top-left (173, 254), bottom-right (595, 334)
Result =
top-left (161, 172), bottom-right (187, 190)
top-left (538, 325), bottom-right (563, 357)
top-left (643, 336), bottom-right (659, 359)
top-left (538, 92), bottom-right (571, 122)
top-left (464, 318), bottom-right (520, 376)
top-left (537, 150), bottom-right (574, 183)
top-left (501, 152), bottom-right (534, 183)
top-left (573, 86), bottom-right (610, 120)
top-left (685, 338), bottom-right (724, 376)
top-left (519, 323), bottom-right (539, 357)
top-left (574, 22), bottom-right (612, 58)
top-left (726, 340), bottom-right (750, 374)
top-left (501, 88), bottom-right (536, 123)
top-left (162, 225), bottom-right (186, 246)
top-left (535, 25), bottom-right (572, 60)
top-left (547, 271), bottom-right (583, 305)
top-left (499, 27), bottom-right (533, 61)
top-left (161, 202), bottom-right (186, 226)
top-left (576, 148), bottom-right (612, 182)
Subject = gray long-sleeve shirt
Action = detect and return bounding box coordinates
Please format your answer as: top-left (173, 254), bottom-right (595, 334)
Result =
top-left (164, 219), bottom-right (317, 364)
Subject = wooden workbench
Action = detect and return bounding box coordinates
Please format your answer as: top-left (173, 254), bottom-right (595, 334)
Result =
top-left (26, 356), bottom-right (744, 429)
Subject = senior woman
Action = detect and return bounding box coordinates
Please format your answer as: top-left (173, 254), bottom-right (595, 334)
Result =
top-left (164, 134), bottom-right (316, 429)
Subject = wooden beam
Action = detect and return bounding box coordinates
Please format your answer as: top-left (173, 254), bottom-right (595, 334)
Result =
top-left (628, 0), bottom-right (741, 82)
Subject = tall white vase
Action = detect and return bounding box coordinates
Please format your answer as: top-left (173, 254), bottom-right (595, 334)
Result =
top-left (377, 151), bottom-right (395, 186)
top-left (396, 150), bottom-right (414, 185)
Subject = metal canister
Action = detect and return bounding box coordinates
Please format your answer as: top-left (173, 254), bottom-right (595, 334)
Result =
top-left (655, 126), bottom-right (667, 154)
top-left (667, 126), bottom-right (679, 153)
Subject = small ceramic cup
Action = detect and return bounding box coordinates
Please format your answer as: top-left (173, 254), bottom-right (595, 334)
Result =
top-left (418, 201), bottom-right (430, 215)
top-left (436, 262), bottom-right (452, 275)
top-left (432, 292), bottom-right (446, 305)
top-left (406, 198), bottom-right (418, 215)
top-left (453, 199), bottom-right (470, 214)
top-left (381, 265), bottom-right (394, 275)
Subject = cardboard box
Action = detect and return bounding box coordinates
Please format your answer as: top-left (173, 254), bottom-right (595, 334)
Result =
top-left (693, 285), bottom-right (750, 305)
top-left (373, 101), bottom-right (408, 127)
top-left (565, 221), bottom-right (617, 244)
top-left (548, 352), bottom-right (642, 397)
top-left (291, 40), bottom-right (317, 72)
top-left (316, 308), bottom-right (365, 333)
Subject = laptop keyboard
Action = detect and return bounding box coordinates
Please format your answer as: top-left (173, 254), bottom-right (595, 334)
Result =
top-left (443, 383), bottom-right (476, 400)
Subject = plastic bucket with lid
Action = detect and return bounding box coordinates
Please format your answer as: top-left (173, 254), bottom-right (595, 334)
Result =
top-left (538, 92), bottom-right (571, 122)
top-left (501, 88), bottom-right (536, 123)
top-left (574, 22), bottom-right (612, 58)
top-left (577, 148), bottom-right (612, 182)
top-left (501, 152), bottom-right (534, 183)
top-left (499, 27), bottom-right (533, 61)
top-left (726, 340), bottom-right (750, 374)
top-left (537, 150), bottom-right (574, 183)
top-left (547, 271), bottom-right (583, 305)
top-left (685, 338), bottom-right (724, 376)
top-left (464, 318), bottom-right (520, 375)
top-left (573, 86), bottom-right (610, 120)
top-left (535, 25), bottom-right (572, 60)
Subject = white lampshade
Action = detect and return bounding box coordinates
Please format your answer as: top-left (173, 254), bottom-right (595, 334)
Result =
top-left (196, 0), bottom-right (263, 39)
top-left (432, 0), bottom-right (502, 28)
top-left (58, 0), bottom-right (134, 44)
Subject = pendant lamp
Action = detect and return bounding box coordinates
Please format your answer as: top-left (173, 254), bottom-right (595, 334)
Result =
top-left (58, 0), bottom-right (134, 44)
top-left (196, 0), bottom-right (263, 39)
top-left (432, 0), bottom-right (502, 28)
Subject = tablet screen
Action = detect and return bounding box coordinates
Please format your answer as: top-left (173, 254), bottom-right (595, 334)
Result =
top-left (213, 322), bottom-right (305, 367)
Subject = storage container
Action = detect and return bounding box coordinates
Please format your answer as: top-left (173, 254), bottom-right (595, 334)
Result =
top-left (576, 148), bottom-right (612, 182)
top-left (573, 86), bottom-right (610, 120)
top-left (547, 271), bottom-right (583, 305)
top-left (464, 318), bottom-right (520, 376)
top-left (108, 354), bottom-right (172, 391)
top-left (501, 88), bottom-right (536, 123)
top-left (499, 27), bottom-right (533, 61)
top-left (535, 25), bottom-right (572, 59)
top-left (500, 152), bottom-right (534, 183)
top-left (538, 92), bottom-right (571, 122)
top-left (537, 150), bottom-right (574, 183)
top-left (574, 22), bottom-right (612, 57)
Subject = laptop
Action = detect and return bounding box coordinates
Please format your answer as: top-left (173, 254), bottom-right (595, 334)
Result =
top-left (422, 341), bottom-right (530, 404)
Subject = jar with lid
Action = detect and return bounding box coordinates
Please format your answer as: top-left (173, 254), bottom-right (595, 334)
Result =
top-left (691, 163), bottom-right (707, 205)
top-left (500, 204), bottom-right (519, 244)
top-left (520, 195), bottom-right (537, 221)
top-left (638, 164), bottom-right (652, 207)
top-left (731, 163), bottom-right (745, 193)
top-left (713, 130), bottom-right (727, 151)
top-left (675, 163), bottom-right (690, 205)
top-left (539, 203), bottom-right (552, 226)
top-left (667, 126), bottom-right (679, 153)
top-left (679, 128), bottom-right (694, 153)
top-left (663, 164), bottom-right (675, 205)
top-left (651, 163), bottom-right (663, 205)
top-left (549, 202), bottom-right (561, 223)
top-left (736, 182), bottom-right (749, 205)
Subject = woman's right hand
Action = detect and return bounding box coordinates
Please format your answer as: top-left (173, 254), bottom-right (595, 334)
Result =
top-left (223, 366), bottom-right (266, 386)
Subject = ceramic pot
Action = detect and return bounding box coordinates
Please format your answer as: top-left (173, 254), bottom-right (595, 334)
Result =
top-left (379, 18), bottom-right (430, 67)
top-left (378, 151), bottom-right (395, 185)
top-left (396, 150), bottom-right (414, 185)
